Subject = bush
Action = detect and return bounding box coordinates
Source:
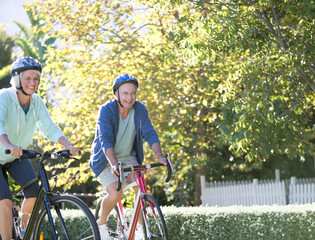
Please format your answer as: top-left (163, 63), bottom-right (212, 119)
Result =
top-left (162, 204), bottom-right (315, 240)
top-left (2, 204), bottom-right (313, 240)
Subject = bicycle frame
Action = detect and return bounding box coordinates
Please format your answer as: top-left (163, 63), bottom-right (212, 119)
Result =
top-left (14, 156), bottom-right (63, 240)
top-left (8, 150), bottom-right (82, 240)
top-left (101, 155), bottom-right (173, 240)
top-left (116, 171), bottom-right (150, 240)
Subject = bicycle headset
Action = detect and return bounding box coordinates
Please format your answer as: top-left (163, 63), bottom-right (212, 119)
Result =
top-left (10, 56), bottom-right (42, 96)
top-left (112, 74), bottom-right (138, 107)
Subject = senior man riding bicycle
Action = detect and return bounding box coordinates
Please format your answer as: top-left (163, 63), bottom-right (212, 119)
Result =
top-left (89, 74), bottom-right (167, 240)
top-left (0, 57), bottom-right (79, 240)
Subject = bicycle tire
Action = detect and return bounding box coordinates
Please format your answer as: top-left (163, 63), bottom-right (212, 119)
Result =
top-left (32, 195), bottom-right (100, 240)
top-left (96, 198), bottom-right (128, 240)
top-left (106, 205), bottom-right (125, 239)
top-left (94, 198), bottom-right (102, 220)
top-left (142, 194), bottom-right (168, 240)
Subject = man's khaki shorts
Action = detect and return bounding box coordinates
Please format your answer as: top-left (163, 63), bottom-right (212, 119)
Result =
top-left (98, 155), bottom-right (139, 192)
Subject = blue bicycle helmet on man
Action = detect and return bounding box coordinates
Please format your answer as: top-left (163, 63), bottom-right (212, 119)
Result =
top-left (112, 74), bottom-right (138, 93)
top-left (112, 74), bottom-right (138, 107)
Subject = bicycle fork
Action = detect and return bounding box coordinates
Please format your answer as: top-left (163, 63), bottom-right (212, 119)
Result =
top-left (142, 199), bottom-right (164, 239)
top-left (137, 175), bottom-right (155, 239)
top-left (38, 162), bottom-right (71, 240)
top-left (138, 185), bottom-right (164, 239)
top-left (39, 162), bottom-right (66, 240)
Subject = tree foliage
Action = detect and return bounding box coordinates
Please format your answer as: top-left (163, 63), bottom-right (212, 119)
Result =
top-left (139, 0), bottom-right (314, 161)
top-left (25, 0), bottom-right (314, 205)
top-left (0, 25), bottom-right (15, 88)
top-left (0, 7), bottom-right (56, 90)
top-left (26, 0), bottom-right (228, 205)
top-left (13, 8), bottom-right (57, 62)
top-left (25, 0), bottom-right (166, 189)
top-left (139, 0), bottom-right (315, 204)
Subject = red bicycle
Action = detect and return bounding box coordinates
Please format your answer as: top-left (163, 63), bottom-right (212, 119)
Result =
top-left (95, 153), bottom-right (174, 240)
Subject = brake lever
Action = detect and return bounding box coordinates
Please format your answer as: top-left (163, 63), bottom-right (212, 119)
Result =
top-left (116, 162), bottom-right (123, 191)
top-left (166, 153), bottom-right (175, 173)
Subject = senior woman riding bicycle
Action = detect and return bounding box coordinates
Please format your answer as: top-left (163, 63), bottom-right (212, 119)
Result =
top-left (0, 57), bottom-right (79, 240)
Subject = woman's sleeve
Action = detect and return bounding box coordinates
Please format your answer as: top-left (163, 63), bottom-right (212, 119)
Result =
top-left (36, 97), bottom-right (65, 142)
top-left (0, 95), bottom-right (8, 136)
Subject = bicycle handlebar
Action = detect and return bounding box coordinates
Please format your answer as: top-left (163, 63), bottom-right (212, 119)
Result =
top-left (45, 150), bottom-right (76, 159)
top-left (5, 149), bottom-right (42, 159)
top-left (5, 149), bottom-right (79, 159)
top-left (116, 153), bottom-right (174, 191)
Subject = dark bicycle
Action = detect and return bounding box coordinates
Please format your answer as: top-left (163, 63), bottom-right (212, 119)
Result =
top-left (4, 149), bottom-right (100, 240)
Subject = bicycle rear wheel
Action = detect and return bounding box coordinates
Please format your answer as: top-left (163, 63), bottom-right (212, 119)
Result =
top-left (106, 205), bottom-right (125, 239)
top-left (32, 195), bottom-right (100, 240)
top-left (94, 198), bottom-right (102, 220)
top-left (95, 199), bottom-right (125, 239)
top-left (142, 194), bottom-right (168, 240)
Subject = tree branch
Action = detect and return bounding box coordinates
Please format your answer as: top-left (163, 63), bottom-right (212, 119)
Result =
top-left (254, 9), bottom-right (286, 51)
top-left (269, 0), bottom-right (287, 50)
top-left (299, 68), bottom-right (315, 92)
top-left (131, 23), bottom-right (161, 36)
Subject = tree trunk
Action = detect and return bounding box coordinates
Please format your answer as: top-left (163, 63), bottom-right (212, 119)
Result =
top-left (194, 164), bottom-right (208, 206)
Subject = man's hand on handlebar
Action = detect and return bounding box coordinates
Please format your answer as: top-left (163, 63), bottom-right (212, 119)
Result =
top-left (111, 163), bottom-right (121, 179)
top-left (157, 155), bottom-right (167, 166)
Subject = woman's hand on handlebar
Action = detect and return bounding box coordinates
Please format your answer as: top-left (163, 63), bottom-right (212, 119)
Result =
top-left (66, 145), bottom-right (80, 156)
top-left (58, 136), bottom-right (80, 156)
top-left (8, 144), bottom-right (23, 158)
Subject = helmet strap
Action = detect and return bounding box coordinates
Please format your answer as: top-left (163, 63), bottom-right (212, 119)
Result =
top-left (17, 75), bottom-right (30, 96)
top-left (18, 86), bottom-right (30, 96)
top-left (117, 88), bottom-right (124, 108)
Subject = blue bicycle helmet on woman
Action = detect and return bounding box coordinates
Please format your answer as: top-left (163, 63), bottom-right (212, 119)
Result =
top-left (10, 56), bottom-right (42, 95)
top-left (11, 57), bottom-right (42, 77)
top-left (112, 74), bottom-right (138, 107)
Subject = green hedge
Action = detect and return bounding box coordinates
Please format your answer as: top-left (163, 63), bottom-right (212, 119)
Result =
top-left (162, 204), bottom-right (315, 240)
top-left (2, 204), bottom-right (314, 240)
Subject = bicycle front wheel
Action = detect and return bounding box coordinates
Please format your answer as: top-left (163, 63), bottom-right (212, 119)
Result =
top-left (33, 195), bottom-right (100, 240)
top-left (95, 198), bottom-right (125, 240)
top-left (142, 194), bottom-right (168, 240)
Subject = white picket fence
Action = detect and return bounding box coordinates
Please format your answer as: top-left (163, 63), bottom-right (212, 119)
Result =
top-left (201, 175), bottom-right (315, 207)
top-left (289, 177), bottom-right (315, 204)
